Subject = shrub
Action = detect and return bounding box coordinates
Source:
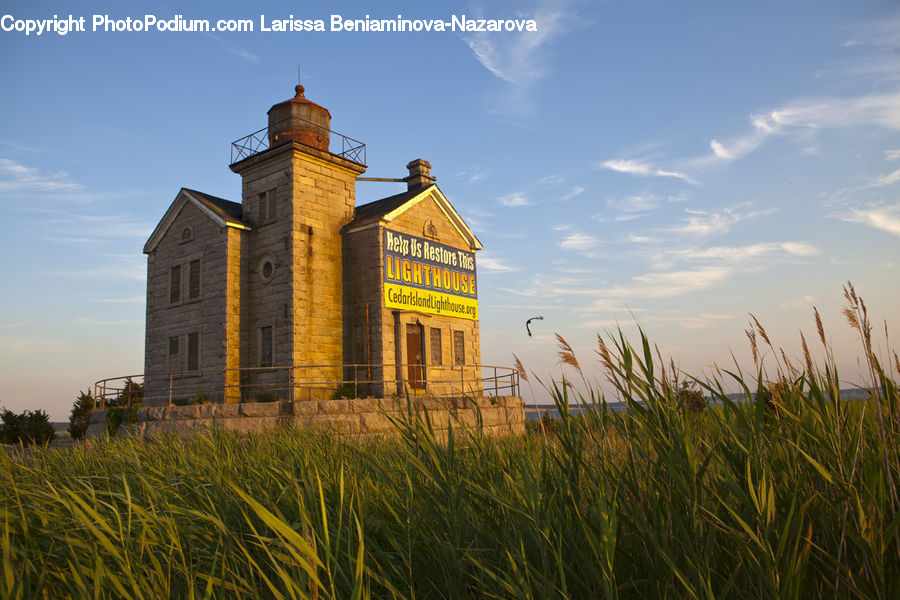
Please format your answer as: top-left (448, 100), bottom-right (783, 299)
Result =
top-left (675, 380), bottom-right (706, 413)
top-left (0, 407), bottom-right (55, 446)
top-left (67, 390), bottom-right (93, 440)
top-left (106, 405), bottom-right (140, 436)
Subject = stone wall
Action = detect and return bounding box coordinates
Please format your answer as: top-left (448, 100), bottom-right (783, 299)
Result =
top-left (87, 396), bottom-right (524, 439)
top-left (144, 200), bottom-right (233, 405)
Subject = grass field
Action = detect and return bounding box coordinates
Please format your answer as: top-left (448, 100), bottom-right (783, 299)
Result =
top-left (2, 285), bottom-right (898, 599)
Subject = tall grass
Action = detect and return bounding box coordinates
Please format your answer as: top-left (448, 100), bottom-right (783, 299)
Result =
top-left (2, 287), bottom-right (898, 598)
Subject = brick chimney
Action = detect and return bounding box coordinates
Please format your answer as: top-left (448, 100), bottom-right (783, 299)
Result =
top-left (404, 158), bottom-right (436, 191)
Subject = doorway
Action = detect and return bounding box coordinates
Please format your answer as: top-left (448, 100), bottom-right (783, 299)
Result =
top-left (406, 323), bottom-right (425, 390)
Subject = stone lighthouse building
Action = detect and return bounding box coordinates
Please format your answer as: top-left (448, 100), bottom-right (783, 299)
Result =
top-left (141, 86), bottom-right (490, 405)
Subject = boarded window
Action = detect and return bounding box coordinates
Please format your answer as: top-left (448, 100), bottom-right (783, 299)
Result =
top-left (187, 332), bottom-right (199, 371)
top-left (188, 259), bottom-right (201, 299)
top-left (453, 331), bottom-right (465, 366)
top-left (260, 326), bottom-right (273, 367)
top-left (168, 336), bottom-right (179, 372)
top-left (430, 327), bottom-right (442, 366)
top-left (169, 265), bottom-right (181, 304)
top-left (259, 190), bottom-right (277, 223)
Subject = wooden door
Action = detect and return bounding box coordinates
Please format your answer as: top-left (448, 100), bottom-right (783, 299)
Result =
top-left (406, 324), bottom-right (424, 390)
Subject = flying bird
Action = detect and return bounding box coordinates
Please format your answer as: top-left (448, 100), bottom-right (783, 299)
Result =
top-left (526, 316), bottom-right (544, 337)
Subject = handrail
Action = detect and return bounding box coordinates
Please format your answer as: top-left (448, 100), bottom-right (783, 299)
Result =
top-left (230, 117), bottom-right (366, 166)
top-left (93, 364), bottom-right (518, 408)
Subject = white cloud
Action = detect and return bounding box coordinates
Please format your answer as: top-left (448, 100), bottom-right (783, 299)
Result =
top-left (886, 149), bottom-right (900, 161)
top-left (0, 158), bottom-right (85, 195)
top-left (627, 234), bottom-right (658, 244)
top-left (702, 91), bottom-right (900, 165)
top-left (840, 205), bottom-right (900, 237)
top-left (462, 3), bottom-right (568, 87)
top-left (0, 336), bottom-right (70, 353)
top-left (658, 242), bottom-right (820, 264)
top-left (498, 192), bottom-right (531, 207)
top-left (477, 256), bottom-right (519, 272)
top-left (670, 206), bottom-right (773, 237)
top-left (559, 233), bottom-right (599, 251)
top-left (623, 266), bottom-right (733, 298)
top-left (678, 313), bottom-right (736, 330)
top-left (461, 1), bottom-right (572, 115)
top-left (203, 33), bottom-right (261, 64)
top-left (601, 159), bottom-right (651, 175)
top-left (91, 296), bottom-right (145, 304)
top-left (780, 295), bottom-right (815, 310)
top-left (559, 186), bottom-right (585, 201)
top-left (600, 159), bottom-right (693, 183)
top-left (607, 193), bottom-right (660, 214)
top-left (871, 168), bottom-right (900, 187)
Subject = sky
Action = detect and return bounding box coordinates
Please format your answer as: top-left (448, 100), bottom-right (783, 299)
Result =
top-left (1, 0), bottom-right (898, 420)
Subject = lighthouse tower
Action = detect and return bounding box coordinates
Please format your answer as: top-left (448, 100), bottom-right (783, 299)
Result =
top-left (229, 85), bottom-right (367, 397)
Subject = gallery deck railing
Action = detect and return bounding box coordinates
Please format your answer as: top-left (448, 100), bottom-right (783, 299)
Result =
top-left (230, 117), bottom-right (366, 165)
top-left (93, 364), bottom-right (519, 409)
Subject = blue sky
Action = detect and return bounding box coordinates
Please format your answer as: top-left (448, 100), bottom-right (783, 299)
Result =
top-left (1, 0), bottom-right (898, 419)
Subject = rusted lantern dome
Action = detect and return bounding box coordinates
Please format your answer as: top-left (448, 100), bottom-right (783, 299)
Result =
top-left (267, 84), bottom-right (331, 151)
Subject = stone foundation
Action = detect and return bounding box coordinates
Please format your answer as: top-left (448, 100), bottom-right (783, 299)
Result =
top-left (86, 396), bottom-right (525, 438)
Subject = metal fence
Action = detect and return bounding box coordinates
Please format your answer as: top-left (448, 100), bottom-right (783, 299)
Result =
top-left (93, 364), bottom-right (519, 409)
top-left (230, 117), bottom-right (366, 165)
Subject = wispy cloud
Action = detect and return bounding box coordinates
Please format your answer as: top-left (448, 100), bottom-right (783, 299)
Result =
top-left (462, 0), bottom-right (573, 115)
top-left (780, 295), bottom-right (815, 310)
top-left (678, 313), bottom-right (736, 330)
top-left (657, 242), bottom-right (820, 264)
top-left (599, 159), bottom-right (693, 183)
top-left (670, 206), bottom-right (774, 237)
top-left (840, 205), bottom-right (900, 237)
top-left (0, 158), bottom-right (85, 195)
top-left (0, 336), bottom-right (70, 354)
top-left (558, 186), bottom-right (585, 201)
top-left (203, 33), bottom-right (261, 64)
top-left (477, 255), bottom-right (520, 272)
top-left (604, 193), bottom-right (660, 220)
top-left (498, 192), bottom-right (531, 207)
top-left (702, 92), bottom-right (900, 165)
top-left (559, 233), bottom-right (600, 251)
top-left (612, 266), bottom-right (733, 299)
top-left (870, 168), bottom-right (900, 187)
top-left (91, 296), bottom-right (145, 304)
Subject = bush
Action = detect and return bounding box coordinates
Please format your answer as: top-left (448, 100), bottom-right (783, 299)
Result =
top-left (0, 407), bottom-right (55, 446)
top-left (675, 380), bottom-right (706, 413)
top-left (68, 390), bottom-right (93, 440)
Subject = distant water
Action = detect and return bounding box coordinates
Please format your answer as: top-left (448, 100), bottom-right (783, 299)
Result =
top-left (524, 388), bottom-right (873, 420)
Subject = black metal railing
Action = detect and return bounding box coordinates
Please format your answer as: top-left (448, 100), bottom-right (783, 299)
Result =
top-left (230, 117), bottom-right (366, 166)
top-left (94, 364), bottom-right (519, 408)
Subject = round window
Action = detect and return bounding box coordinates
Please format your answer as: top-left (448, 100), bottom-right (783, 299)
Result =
top-left (258, 255), bottom-right (277, 284)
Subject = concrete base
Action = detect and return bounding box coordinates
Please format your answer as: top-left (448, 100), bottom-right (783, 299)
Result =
top-left (87, 396), bottom-right (525, 438)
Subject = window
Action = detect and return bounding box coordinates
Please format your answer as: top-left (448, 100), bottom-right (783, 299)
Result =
top-left (187, 332), bottom-right (199, 371)
top-left (430, 327), bottom-right (442, 366)
top-left (260, 326), bottom-right (273, 367)
top-left (169, 265), bottom-right (181, 304)
top-left (168, 336), bottom-right (179, 372)
top-left (188, 259), bottom-right (201, 299)
top-left (259, 189), bottom-right (277, 224)
top-left (453, 331), bottom-right (465, 366)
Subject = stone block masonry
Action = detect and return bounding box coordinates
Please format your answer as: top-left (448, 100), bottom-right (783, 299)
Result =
top-left (87, 396), bottom-right (526, 439)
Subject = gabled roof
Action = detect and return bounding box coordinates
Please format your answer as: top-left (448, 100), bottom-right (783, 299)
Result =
top-left (143, 188), bottom-right (250, 254)
top-left (343, 185), bottom-right (483, 251)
